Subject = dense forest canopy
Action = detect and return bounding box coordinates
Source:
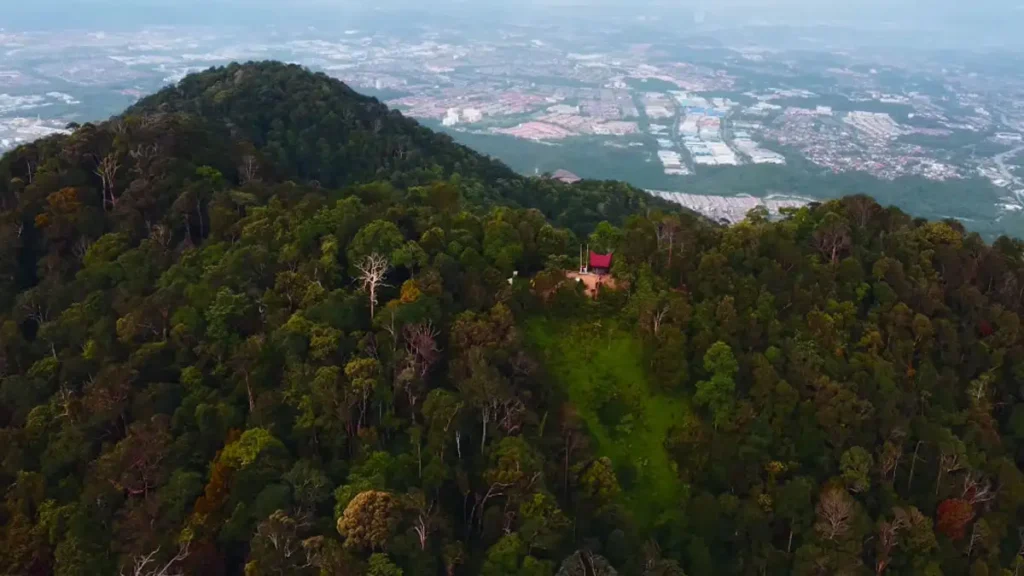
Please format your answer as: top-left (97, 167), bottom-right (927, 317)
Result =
top-left (1, 61), bottom-right (1024, 576)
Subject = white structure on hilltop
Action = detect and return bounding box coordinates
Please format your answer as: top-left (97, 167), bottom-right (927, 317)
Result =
top-left (442, 108), bottom-right (460, 127)
top-left (649, 191), bottom-right (808, 223)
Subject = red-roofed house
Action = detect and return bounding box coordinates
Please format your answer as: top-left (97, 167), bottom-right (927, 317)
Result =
top-left (589, 251), bottom-right (613, 275)
top-left (563, 247), bottom-right (618, 298)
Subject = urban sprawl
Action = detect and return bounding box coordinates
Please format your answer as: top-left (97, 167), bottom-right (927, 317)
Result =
top-left (2, 27), bottom-right (1024, 223)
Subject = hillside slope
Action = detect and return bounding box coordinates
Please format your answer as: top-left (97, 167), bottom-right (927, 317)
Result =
top-left (1, 62), bottom-right (1024, 576)
top-left (125, 61), bottom-right (672, 234)
top-left (128, 61), bottom-right (517, 189)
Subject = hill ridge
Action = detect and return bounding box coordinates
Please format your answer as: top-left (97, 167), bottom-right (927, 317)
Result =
top-left (127, 61), bottom-right (518, 189)
top-left (117, 60), bottom-right (674, 235)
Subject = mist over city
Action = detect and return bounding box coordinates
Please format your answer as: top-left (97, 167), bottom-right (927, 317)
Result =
top-left (9, 0), bottom-right (1024, 48)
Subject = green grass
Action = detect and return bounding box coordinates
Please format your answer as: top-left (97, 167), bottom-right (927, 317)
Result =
top-left (526, 317), bottom-right (689, 529)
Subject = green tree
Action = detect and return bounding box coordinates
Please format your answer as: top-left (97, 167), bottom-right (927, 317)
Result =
top-left (572, 457), bottom-right (622, 513)
top-left (694, 341), bottom-right (738, 429)
top-left (839, 447), bottom-right (874, 493)
top-left (518, 492), bottom-right (570, 552)
top-left (349, 220), bottom-right (405, 271)
top-left (481, 534), bottom-right (526, 576)
top-left (367, 553), bottom-right (404, 576)
top-left (588, 221), bottom-right (623, 254)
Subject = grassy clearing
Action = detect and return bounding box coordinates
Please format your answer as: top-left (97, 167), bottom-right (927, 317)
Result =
top-left (526, 317), bottom-right (689, 528)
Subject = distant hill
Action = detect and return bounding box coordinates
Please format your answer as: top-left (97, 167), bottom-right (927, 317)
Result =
top-left (128, 61), bottom-right (517, 188)
top-left (126, 61), bottom-right (672, 234)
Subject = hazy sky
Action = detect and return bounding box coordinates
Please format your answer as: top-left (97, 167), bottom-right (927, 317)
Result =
top-left (6, 0), bottom-right (1024, 49)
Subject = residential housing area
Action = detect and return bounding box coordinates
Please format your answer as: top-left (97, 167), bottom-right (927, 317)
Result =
top-left (3, 23), bottom-right (1024, 226)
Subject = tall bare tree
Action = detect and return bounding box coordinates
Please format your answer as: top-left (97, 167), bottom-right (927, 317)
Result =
top-left (130, 143), bottom-right (160, 176)
top-left (652, 304), bottom-right (670, 336)
top-left (357, 254), bottom-right (391, 319)
top-left (399, 322), bottom-right (441, 413)
top-left (405, 322), bottom-right (441, 379)
top-left (24, 158), bottom-right (36, 184)
top-left (878, 438), bottom-right (903, 485)
top-left (967, 521), bottom-right (987, 557)
top-left (240, 155), bottom-right (260, 184)
top-left (407, 491), bottom-right (437, 551)
top-left (656, 215), bottom-right (681, 267)
top-left (815, 487), bottom-right (854, 541)
top-left (936, 447), bottom-right (965, 495)
top-left (812, 214), bottom-right (851, 266)
top-left (875, 510), bottom-right (909, 575)
top-left (120, 542), bottom-right (189, 576)
top-left (844, 194), bottom-right (880, 229)
top-left (95, 152), bottom-right (122, 211)
top-left (961, 471), bottom-right (995, 506)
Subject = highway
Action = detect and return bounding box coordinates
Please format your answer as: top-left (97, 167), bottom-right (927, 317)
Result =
top-left (993, 144), bottom-right (1024, 187)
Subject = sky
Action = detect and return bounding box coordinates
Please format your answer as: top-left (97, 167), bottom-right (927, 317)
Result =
top-left (6, 0), bottom-right (1024, 49)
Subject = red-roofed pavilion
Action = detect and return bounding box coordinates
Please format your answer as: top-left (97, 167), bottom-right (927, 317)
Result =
top-left (589, 251), bottom-right (612, 274)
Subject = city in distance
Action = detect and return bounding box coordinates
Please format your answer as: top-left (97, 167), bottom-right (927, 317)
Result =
top-left (4, 1), bottom-right (1024, 236)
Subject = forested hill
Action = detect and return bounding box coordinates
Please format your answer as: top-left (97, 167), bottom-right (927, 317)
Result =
top-left (126, 61), bottom-right (517, 189)
top-left (2, 61), bottom-right (1024, 576)
top-left (123, 61), bottom-right (668, 235)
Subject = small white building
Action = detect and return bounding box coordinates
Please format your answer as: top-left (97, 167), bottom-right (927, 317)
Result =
top-left (442, 108), bottom-right (460, 127)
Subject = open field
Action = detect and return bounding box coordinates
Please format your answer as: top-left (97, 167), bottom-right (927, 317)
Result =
top-left (526, 318), bottom-right (689, 529)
